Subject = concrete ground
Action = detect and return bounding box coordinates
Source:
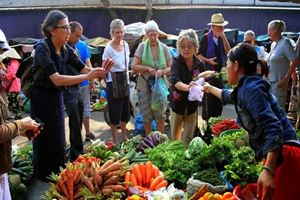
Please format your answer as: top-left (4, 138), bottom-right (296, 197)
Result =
top-left (11, 105), bottom-right (236, 200)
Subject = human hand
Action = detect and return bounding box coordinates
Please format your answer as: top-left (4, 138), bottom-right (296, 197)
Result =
top-left (20, 117), bottom-right (41, 140)
top-left (148, 67), bottom-right (156, 76)
top-left (155, 69), bottom-right (165, 78)
top-left (202, 82), bottom-right (212, 93)
top-left (257, 170), bottom-right (275, 200)
top-left (188, 81), bottom-right (197, 91)
top-left (291, 72), bottom-right (297, 81)
top-left (208, 57), bottom-right (218, 66)
top-left (102, 58), bottom-right (115, 73)
top-left (87, 68), bottom-right (105, 80)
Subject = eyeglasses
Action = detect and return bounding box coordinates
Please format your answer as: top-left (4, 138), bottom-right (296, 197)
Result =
top-left (244, 40), bottom-right (251, 44)
top-left (179, 45), bottom-right (194, 50)
top-left (54, 25), bottom-right (71, 32)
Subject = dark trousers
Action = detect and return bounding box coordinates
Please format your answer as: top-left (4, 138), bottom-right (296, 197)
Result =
top-left (64, 89), bottom-right (83, 161)
top-left (202, 77), bottom-right (224, 120)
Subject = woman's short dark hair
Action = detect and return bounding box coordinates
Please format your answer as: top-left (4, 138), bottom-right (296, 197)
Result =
top-left (228, 43), bottom-right (268, 77)
top-left (41, 10), bottom-right (68, 38)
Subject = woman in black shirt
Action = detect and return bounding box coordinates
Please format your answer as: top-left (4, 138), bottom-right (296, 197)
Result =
top-left (31, 10), bottom-right (105, 182)
top-left (170, 29), bottom-right (205, 146)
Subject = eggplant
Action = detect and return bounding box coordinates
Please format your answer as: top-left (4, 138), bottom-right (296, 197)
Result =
top-left (150, 134), bottom-right (158, 146)
top-left (141, 140), bottom-right (152, 149)
top-left (142, 137), bottom-right (155, 148)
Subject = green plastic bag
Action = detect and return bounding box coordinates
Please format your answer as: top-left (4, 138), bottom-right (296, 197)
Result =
top-left (151, 78), bottom-right (169, 111)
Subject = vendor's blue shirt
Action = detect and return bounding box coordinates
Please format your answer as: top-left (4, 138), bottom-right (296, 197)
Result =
top-left (75, 40), bottom-right (91, 87)
top-left (221, 76), bottom-right (297, 161)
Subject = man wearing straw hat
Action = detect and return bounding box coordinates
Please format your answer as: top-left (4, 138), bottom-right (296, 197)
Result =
top-left (197, 13), bottom-right (231, 121)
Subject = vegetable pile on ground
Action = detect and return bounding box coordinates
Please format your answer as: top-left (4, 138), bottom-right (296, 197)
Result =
top-left (9, 144), bottom-right (33, 200)
top-left (10, 144), bottom-right (33, 182)
top-left (136, 132), bottom-right (168, 153)
top-left (125, 161), bottom-right (168, 196)
top-left (210, 119), bottom-right (240, 136)
top-left (42, 156), bottom-right (130, 200)
top-left (145, 141), bottom-right (195, 189)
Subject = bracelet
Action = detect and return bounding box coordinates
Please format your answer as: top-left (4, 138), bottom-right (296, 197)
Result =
top-left (262, 165), bottom-right (275, 175)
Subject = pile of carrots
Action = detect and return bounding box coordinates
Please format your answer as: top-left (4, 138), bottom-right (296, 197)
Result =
top-left (53, 164), bottom-right (84, 200)
top-left (49, 157), bottom-right (129, 199)
top-left (125, 161), bottom-right (168, 195)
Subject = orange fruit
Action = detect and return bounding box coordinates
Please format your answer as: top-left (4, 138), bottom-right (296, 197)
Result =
top-left (222, 192), bottom-right (234, 199)
top-left (203, 192), bottom-right (213, 200)
top-left (212, 193), bottom-right (223, 200)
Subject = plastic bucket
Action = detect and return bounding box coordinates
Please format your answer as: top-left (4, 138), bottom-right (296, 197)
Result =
top-left (233, 183), bottom-right (257, 200)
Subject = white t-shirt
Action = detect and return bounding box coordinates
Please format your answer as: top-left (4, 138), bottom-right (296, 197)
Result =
top-left (102, 41), bottom-right (130, 83)
top-left (267, 37), bottom-right (297, 82)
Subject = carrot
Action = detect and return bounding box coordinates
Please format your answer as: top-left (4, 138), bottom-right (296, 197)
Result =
top-left (57, 178), bottom-right (69, 198)
top-left (149, 175), bottom-right (163, 190)
top-left (103, 175), bottom-right (119, 186)
top-left (83, 176), bottom-right (95, 193)
top-left (93, 171), bottom-right (101, 187)
top-left (145, 161), bottom-right (153, 186)
top-left (152, 166), bottom-right (159, 178)
top-left (132, 164), bottom-right (143, 186)
top-left (105, 169), bottom-right (121, 177)
top-left (73, 169), bottom-right (81, 182)
top-left (99, 159), bottom-right (114, 172)
top-left (130, 173), bottom-right (138, 186)
top-left (101, 188), bottom-right (113, 196)
top-left (124, 171), bottom-right (131, 190)
top-left (154, 180), bottom-right (168, 190)
top-left (139, 163), bottom-right (146, 185)
top-left (67, 172), bottom-right (74, 200)
top-left (101, 161), bottom-right (121, 175)
top-left (103, 184), bottom-right (127, 192)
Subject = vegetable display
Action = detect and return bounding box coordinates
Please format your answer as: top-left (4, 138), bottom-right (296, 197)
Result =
top-left (136, 132), bottom-right (168, 153)
top-left (126, 161), bottom-right (168, 195)
top-left (211, 119), bottom-right (240, 136)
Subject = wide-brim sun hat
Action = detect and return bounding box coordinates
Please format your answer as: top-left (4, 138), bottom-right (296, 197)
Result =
top-left (207, 13), bottom-right (229, 27)
top-left (0, 29), bottom-right (10, 50)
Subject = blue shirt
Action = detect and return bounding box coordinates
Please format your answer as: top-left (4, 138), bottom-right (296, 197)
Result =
top-left (221, 76), bottom-right (297, 161)
top-left (75, 40), bottom-right (91, 87)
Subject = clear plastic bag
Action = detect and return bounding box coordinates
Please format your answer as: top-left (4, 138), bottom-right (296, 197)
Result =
top-left (151, 78), bottom-right (169, 111)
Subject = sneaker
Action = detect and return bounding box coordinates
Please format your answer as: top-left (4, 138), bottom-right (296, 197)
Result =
top-left (85, 132), bottom-right (96, 141)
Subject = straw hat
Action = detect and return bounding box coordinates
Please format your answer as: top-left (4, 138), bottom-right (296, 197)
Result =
top-left (207, 13), bottom-right (229, 27)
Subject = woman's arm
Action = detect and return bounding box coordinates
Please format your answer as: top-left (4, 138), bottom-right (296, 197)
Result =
top-left (49, 68), bottom-right (104, 87)
top-left (203, 82), bottom-right (222, 99)
top-left (131, 56), bottom-right (155, 74)
top-left (257, 149), bottom-right (279, 200)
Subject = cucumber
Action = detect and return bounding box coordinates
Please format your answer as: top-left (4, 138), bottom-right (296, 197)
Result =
top-left (132, 158), bottom-right (148, 162)
top-left (125, 149), bottom-right (136, 160)
top-left (17, 166), bottom-right (33, 172)
top-left (11, 168), bottom-right (27, 177)
top-left (15, 161), bottom-right (32, 168)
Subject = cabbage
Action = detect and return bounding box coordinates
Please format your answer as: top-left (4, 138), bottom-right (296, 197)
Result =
top-left (185, 137), bottom-right (207, 159)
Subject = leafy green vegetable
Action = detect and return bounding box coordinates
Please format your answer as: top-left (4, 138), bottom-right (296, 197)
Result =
top-left (224, 146), bottom-right (261, 187)
top-left (185, 137), bottom-right (207, 159)
top-left (193, 168), bottom-right (225, 186)
top-left (208, 116), bottom-right (224, 126)
top-left (145, 141), bottom-right (196, 188)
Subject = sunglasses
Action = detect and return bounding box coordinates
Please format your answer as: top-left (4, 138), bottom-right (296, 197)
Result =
top-left (54, 25), bottom-right (71, 32)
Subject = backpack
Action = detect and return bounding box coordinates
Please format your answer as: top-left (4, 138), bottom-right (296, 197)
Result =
top-left (16, 41), bottom-right (50, 98)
